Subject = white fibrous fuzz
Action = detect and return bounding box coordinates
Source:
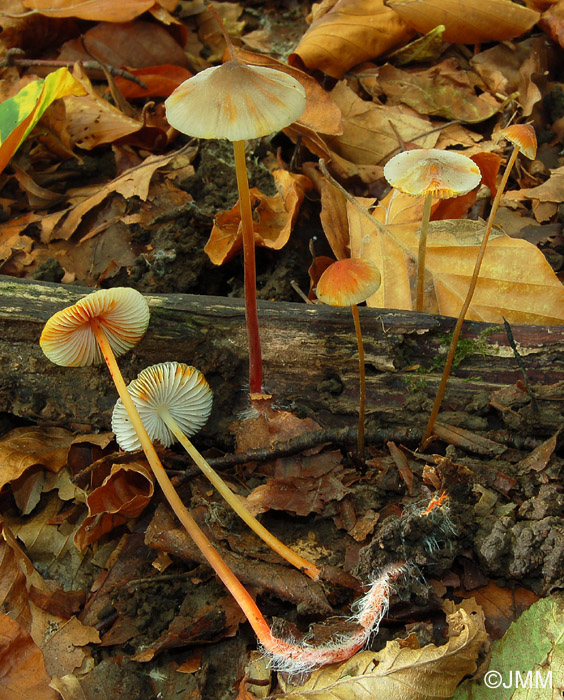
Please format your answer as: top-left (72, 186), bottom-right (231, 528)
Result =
top-left (260, 564), bottom-right (405, 678)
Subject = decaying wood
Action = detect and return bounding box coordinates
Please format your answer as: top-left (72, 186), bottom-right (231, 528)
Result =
top-left (1, 275), bottom-right (563, 440)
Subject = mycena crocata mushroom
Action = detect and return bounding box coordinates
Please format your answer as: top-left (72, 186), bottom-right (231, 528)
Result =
top-left (420, 124), bottom-right (538, 447)
top-left (316, 258), bottom-right (382, 460)
top-left (164, 18), bottom-right (306, 395)
top-left (112, 361), bottom-right (320, 580)
top-left (383, 149), bottom-right (481, 312)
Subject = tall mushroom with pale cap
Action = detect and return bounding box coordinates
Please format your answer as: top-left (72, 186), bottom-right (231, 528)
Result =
top-left (164, 19), bottom-right (306, 396)
top-left (112, 361), bottom-right (320, 579)
top-left (420, 125), bottom-right (537, 447)
top-left (316, 259), bottom-right (381, 459)
top-left (383, 149), bottom-right (481, 312)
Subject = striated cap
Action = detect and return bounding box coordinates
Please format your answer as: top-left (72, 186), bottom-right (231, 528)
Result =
top-left (40, 288), bottom-right (150, 367)
top-left (384, 148), bottom-right (481, 199)
top-left (165, 60), bottom-right (306, 141)
top-left (498, 124), bottom-right (537, 160)
top-left (316, 258), bottom-right (381, 307)
top-left (112, 362), bottom-right (213, 451)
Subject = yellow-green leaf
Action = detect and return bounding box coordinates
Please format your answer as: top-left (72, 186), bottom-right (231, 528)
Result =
top-left (0, 67), bottom-right (86, 175)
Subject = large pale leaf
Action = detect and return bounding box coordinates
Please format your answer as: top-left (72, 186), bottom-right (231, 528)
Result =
top-left (290, 0), bottom-right (414, 79)
top-left (279, 600), bottom-right (486, 699)
top-left (348, 190), bottom-right (564, 324)
top-left (386, 0), bottom-right (540, 44)
top-left (0, 67), bottom-right (86, 176)
top-left (22, 0), bottom-right (177, 22)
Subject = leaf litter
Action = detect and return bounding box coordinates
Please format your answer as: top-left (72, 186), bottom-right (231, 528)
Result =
top-left (0, 0), bottom-right (564, 698)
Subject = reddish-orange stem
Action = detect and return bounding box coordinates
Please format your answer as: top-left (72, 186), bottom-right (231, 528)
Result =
top-left (90, 320), bottom-right (271, 641)
top-left (420, 146), bottom-right (520, 448)
top-left (233, 140), bottom-right (263, 394)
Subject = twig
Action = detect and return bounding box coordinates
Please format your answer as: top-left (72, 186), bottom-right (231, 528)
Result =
top-left (503, 317), bottom-right (539, 412)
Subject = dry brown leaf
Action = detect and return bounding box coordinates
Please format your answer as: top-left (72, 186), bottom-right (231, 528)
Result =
top-left (74, 460), bottom-right (154, 550)
top-left (204, 170), bottom-right (312, 265)
top-left (349, 189), bottom-right (564, 323)
top-left (290, 0), bottom-right (414, 79)
top-left (0, 426), bottom-right (75, 491)
top-left (22, 0), bottom-right (177, 22)
top-left (323, 82), bottom-right (439, 180)
top-left (0, 614), bottom-right (58, 700)
top-left (279, 599), bottom-right (487, 699)
top-left (386, 0), bottom-right (540, 44)
top-left (376, 59), bottom-right (501, 123)
top-left (516, 432), bottom-right (559, 473)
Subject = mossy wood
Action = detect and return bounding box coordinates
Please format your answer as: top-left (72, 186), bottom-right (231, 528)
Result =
top-left (1, 275), bottom-right (563, 436)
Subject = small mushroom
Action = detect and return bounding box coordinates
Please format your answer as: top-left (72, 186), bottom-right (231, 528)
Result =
top-left (112, 362), bottom-right (320, 579)
top-left (420, 125), bottom-right (537, 447)
top-left (165, 16), bottom-right (306, 394)
top-left (316, 259), bottom-right (381, 459)
top-left (384, 149), bottom-right (481, 312)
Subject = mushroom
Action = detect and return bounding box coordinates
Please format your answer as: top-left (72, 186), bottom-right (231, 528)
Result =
top-left (383, 149), bottom-right (481, 312)
top-left (316, 258), bottom-right (382, 459)
top-left (112, 361), bottom-right (320, 579)
top-left (164, 12), bottom-right (306, 395)
top-left (39, 288), bottom-right (280, 653)
top-left (420, 125), bottom-right (537, 447)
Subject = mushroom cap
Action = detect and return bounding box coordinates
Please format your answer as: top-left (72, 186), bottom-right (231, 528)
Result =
top-left (165, 60), bottom-right (306, 141)
top-left (383, 148), bottom-right (481, 199)
top-left (112, 362), bottom-right (213, 451)
top-left (499, 124), bottom-right (537, 160)
top-left (316, 258), bottom-right (381, 307)
top-left (40, 288), bottom-right (150, 367)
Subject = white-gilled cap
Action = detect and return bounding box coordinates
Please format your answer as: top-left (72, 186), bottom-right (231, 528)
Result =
top-left (112, 362), bottom-right (213, 451)
top-left (40, 288), bottom-right (150, 367)
top-left (165, 60), bottom-right (306, 141)
top-left (384, 148), bottom-right (481, 199)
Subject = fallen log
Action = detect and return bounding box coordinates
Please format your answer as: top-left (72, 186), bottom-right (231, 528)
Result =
top-left (1, 275), bottom-right (563, 442)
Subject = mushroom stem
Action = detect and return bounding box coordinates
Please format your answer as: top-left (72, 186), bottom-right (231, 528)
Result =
top-left (415, 193), bottom-right (433, 312)
top-left (351, 304), bottom-right (366, 460)
top-left (233, 139), bottom-right (263, 394)
top-left (89, 320), bottom-right (271, 641)
top-left (420, 145), bottom-right (521, 448)
top-left (157, 406), bottom-right (321, 580)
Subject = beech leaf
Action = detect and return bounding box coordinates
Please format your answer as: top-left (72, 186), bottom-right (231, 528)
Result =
top-left (279, 600), bottom-right (487, 699)
top-left (386, 0), bottom-right (540, 44)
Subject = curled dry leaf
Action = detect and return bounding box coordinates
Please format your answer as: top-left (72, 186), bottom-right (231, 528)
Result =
top-left (278, 599), bottom-right (487, 699)
top-left (22, 0), bottom-right (177, 23)
top-left (74, 460), bottom-right (154, 550)
top-left (290, 0), bottom-right (414, 79)
top-left (204, 170), bottom-right (312, 265)
top-left (386, 0), bottom-right (540, 44)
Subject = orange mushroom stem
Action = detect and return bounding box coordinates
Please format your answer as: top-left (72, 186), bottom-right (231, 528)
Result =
top-left (420, 125), bottom-right (537, 448)
top-left (112, 362), bottom-right (320, 579)
top-left (316, 258), bottom-right (381, 459)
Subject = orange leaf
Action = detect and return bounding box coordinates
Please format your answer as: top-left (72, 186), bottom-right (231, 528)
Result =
top-left (22, 0), bottom-right (177, 22)
top-left (0, 614), bottom-right (58, 700)
top-left (290, 0), bottom-right (414, 79)
top-left (114, 65), bottom-right (192, 99)
top-left (204, 170), bottom-right (312, 265)
top-left (386, 0), bottom-right (540, 44)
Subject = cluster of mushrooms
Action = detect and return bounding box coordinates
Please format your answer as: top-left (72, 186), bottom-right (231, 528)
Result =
top-left (38, 9), bottom-right (537, 674)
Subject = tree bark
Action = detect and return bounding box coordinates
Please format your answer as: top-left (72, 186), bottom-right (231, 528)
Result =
top-left (1, 275), bottom-right (563, 439)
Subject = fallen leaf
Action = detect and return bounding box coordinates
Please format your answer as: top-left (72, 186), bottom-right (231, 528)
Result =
top-left (376, 60), bottom-right (501, 123)
top-left (114, 65), bottom-right (193, 99)
top-left (290, 0), bottom-right (414, 79)
top-left (386, 0), bottom-right (540, 44)
top-left (204, 170), bottom-right (312, 265)
top-left (22, 0), bottom-right (177, 22)
top-left (0, 614), bottom-right (58, 700)
top-left (279, 599), bottom-right (487, 699)
top-left (0, 67), bottom-right (86, 176)
top-left (516, 432), bottom-right (558, 473)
